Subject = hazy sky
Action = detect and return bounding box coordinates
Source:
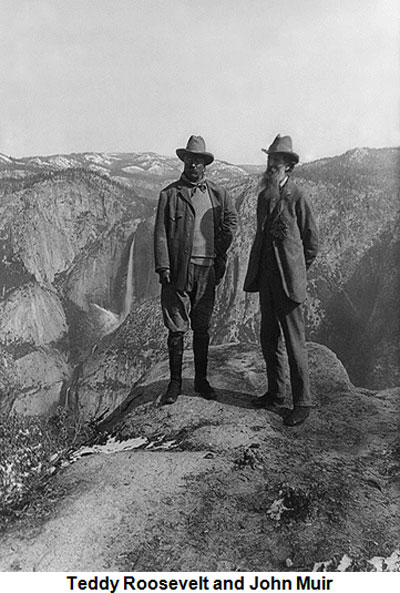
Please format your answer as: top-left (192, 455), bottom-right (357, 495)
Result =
top-left (1, 0), bottom-right (399, 163)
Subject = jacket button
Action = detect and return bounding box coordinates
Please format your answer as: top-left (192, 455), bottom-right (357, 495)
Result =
top-left (184, 249), bottom-right (188, 254)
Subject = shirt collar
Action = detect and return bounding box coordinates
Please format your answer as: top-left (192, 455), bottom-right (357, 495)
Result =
top-left (180, 173), bottom-right (207, 192)
top-left (181, 173), bottom-right (206, 185)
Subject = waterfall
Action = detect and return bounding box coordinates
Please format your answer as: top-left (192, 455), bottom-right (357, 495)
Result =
top-left (120, 235), bottom-right (135, 322)
top-left (90, 235), bottom-right (135, 336)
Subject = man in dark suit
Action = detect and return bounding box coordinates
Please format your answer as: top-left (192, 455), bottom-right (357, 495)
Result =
top-left (154, 135), bottom-right (238, 405)
top-left (244, 135), bottom-right (318, 426)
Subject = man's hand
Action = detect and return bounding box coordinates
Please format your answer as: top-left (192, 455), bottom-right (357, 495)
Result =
top-left (158, 269), bottom-right (171, 285)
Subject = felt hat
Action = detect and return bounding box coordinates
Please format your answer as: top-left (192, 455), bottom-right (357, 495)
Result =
top-left (176, 135), bottom-right (214, 165)
top-left (262, 134), bottom-right (299, 163)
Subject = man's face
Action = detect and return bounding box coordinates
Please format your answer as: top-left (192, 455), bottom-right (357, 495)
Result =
top-left (183, 154), bottom-right (207, 182)
top-left (266, 154), bottom-right (289, 184)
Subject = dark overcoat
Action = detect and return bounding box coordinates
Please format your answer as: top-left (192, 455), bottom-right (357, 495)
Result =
top-left (154, 178), bottom-right (238, 291)
top-left (243, 179), bottom-right (318, 303)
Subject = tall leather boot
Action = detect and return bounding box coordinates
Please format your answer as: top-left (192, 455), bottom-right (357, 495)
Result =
top-left (160, 332), bottom-right (184, 405)
top-left (193, 331), bottom-right (216, 400)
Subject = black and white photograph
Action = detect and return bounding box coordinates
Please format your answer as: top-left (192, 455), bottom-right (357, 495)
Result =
top-left (0, 0), bottom-right (399, 579)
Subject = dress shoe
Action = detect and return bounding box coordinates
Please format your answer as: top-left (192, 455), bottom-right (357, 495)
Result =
top-left (194, 378), bottom-right (217, 400)
top-left (284, 406), bottom-right (310, 426)
top-left (160, 379), bottom-right (181, 405)
top-left (252, 392), bottom-right (285, 408)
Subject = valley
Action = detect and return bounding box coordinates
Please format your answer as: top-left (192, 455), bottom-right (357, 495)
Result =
top-left (0, 147), bottom-right (398, 417)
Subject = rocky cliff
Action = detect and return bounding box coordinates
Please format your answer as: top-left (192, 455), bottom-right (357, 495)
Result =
top-left (0, 169), bottom-right (150, 414)
top-left (0, 147), bottom-right (398, 417)
top-left (0, 341), bottom-right (398, 571)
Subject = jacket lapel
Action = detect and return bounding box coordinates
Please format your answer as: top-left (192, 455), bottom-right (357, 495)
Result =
top-left (205, 181), bottom-right (221, 233)
top-left (206, 181), bottom-right (220, 208)
top-left (268, 181), bottom-right (292, 226)
top-left (176, 183), bottom-right (194, 211)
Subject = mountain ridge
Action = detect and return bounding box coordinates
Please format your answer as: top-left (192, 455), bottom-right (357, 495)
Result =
top-left (2, 145), bottom-right (397, 183)
top-left (0, 146), bottom-right (398, 415)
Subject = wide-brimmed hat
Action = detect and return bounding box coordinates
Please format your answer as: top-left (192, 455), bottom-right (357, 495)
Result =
top-left (176, 135), bottom-right (214, 165)
top-left (262, 134), bottom-right (299, 164)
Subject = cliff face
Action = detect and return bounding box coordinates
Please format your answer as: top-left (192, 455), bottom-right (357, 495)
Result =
top-left (0, 169), bottom-right (149, 414)
top-left (316, 221), bottom-right (400, 388)
top-left (0, 283), bottom-right (67, 348)
top-left (0, 147), bottom-right (398, 417)
top-left (0, 282), bottom-right (71, 414)
top-left (301, 148), bottom-right (400, 388)
top-left (68, 298), bottom-right (165, 420)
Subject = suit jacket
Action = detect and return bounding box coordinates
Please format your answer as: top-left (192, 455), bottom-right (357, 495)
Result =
top-left (243, 179), bottom-right (318, 303)
top-left (154, 177), bottom-right (238, 291)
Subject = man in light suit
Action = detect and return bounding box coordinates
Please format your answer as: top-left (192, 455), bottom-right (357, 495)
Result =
top-left (244, 135), bottom-right (318, 426)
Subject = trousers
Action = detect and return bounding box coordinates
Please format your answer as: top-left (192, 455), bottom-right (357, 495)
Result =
top-left (161, 263), bottom-right (216, 334)
top-left (259, 268), bottom-right (311, 407)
